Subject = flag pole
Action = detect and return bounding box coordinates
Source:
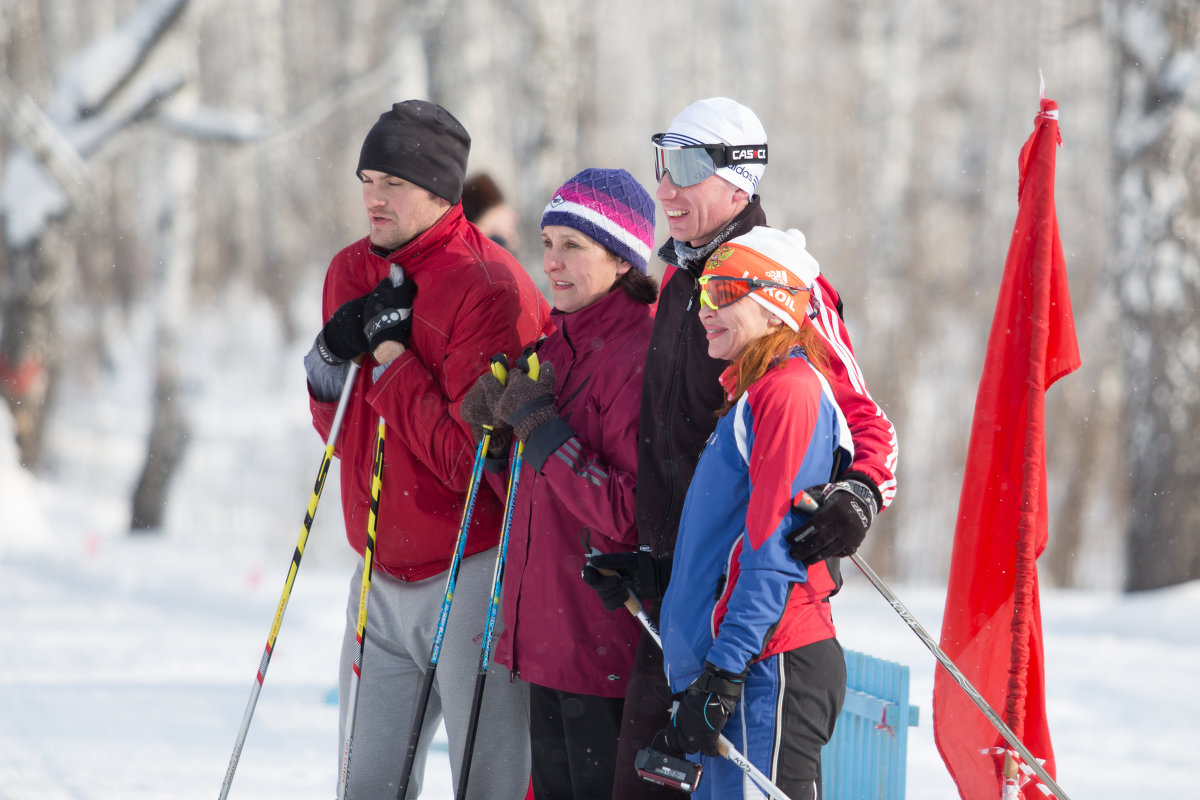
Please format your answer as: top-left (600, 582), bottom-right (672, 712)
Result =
top-left (848, 553), bottom-right (1070, 800)
top-left (1002, 227), bottom-right (1051, 793)
top-left (1003, 73), bottom-right (1061, 793)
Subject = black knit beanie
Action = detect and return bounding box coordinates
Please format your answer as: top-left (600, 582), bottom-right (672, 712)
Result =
top-left (357, 100), bottom-right (471, 203)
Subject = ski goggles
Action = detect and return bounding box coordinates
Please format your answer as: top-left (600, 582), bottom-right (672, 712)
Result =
top-left (697, 274), bottom-right (807, 311)
top-left (652, 134), bottom-right (769, 188)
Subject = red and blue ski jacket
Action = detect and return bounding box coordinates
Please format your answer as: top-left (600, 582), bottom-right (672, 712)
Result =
top-left (660, 350), bottom-right (849, 690)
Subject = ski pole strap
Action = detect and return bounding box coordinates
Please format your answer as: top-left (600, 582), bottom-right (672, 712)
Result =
top-left (504, 394), bottom-right (554, 429)
top-left (694, 664), bottom-right (745, 697)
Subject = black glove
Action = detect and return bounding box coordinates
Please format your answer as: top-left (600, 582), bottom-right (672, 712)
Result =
top-left (786, 471), bottom-right (881, 565)
top-left (493, 361), bottom-right (575, 471)
top-left (579, 562), bottom-right (629, 612)
top-left (362, 273), bottom-right (417, 351)
top-left (315, 296), bottom-right (369, 364)
top-left (459, 372), bottom-right (512, 458)
top-left (659, 663), bottom-right (745, 757)
top-left (582, 547), bottom-right (672, 608)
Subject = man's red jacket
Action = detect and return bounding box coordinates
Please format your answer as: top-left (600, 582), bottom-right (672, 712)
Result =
top-left (310, 205), bottom-right (552, 582)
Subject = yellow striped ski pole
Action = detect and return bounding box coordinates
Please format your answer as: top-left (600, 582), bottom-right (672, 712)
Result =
top-left (337, 412), bottom-right (385, 800)
top-left (218, 360), bottom-right (360, 800)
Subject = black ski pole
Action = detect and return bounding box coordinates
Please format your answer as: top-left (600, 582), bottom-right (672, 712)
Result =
top-left (586, 554), bottom-right (792, 800)
top-left (455, 349), bottom-right (537, 800)
top-left (395, 354), bottom-right (509, 800)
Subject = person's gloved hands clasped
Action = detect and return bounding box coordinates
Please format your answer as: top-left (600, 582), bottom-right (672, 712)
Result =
top-left (493, 361), bottom-right (574, 471)
top-left (581, 547), bottom-right (672, 611)
top-left (786, 471), bottom-right (881, 565)
top-left (363, 273), bottom-right (417, 356)
top-left (657, 663), bottom-right (745, 757)
top-left (314, 296), bottom-right (370, 365)
top-left (459, 372), bottom-right (512, 461)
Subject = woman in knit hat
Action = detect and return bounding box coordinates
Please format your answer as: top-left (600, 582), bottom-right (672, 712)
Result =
top-left (460, 168), bottom-right (657, 799)
top-left (652, 227), bottom-right (849, 800)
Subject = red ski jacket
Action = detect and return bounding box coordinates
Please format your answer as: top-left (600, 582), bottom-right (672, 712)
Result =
top-left (310, 205), bottom-right (552, 582)
top-left (492, 288), bottom-right (652, 697)
top-left (636, 198), bottom-right (898, 562)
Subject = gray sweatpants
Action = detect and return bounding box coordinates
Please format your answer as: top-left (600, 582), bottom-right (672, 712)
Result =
top-left (337, 549), bottom-right (531, 799)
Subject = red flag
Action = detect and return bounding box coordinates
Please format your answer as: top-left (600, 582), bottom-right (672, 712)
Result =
top-left (932, 93), bottom-right (1080, 799)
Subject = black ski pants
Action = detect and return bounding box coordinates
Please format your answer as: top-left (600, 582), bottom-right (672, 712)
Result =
top-left (529, 683), bottom-right (624, 800)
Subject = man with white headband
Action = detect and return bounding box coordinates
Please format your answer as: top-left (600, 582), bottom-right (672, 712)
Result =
top-left (585, 97), bottom-right (898, 800)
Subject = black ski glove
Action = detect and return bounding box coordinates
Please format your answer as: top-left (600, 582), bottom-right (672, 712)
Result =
top-left (659, 663), bottom-right (745, 757)
top-left (459, 372), bottom-right (512, 459)
top-left (493, 361), bottom-right (575, 471)
top-left (579, 562), bottom-right (629, 612)
top-left (363, 273), bottom-right (417, 351)
top-left (786, 471), bottom-right (881, 565)
top-left (314, 295), bottom-right (369, 364)
top-left (582, 547), bottom-right (672, 609)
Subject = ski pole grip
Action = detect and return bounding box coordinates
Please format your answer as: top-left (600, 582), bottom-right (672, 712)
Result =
top-left (369, 265), bottom-right (409, 364)
top-left (595, 567), bottom-right (643, 615)
top-left (490, 353), bottom-right (509, 386)
top-left (587, 549), bottom-right (646, 618)
top-left (792, 490), bottom-right (819, 514)
top-left (515, 345), bottom-right (539, 381)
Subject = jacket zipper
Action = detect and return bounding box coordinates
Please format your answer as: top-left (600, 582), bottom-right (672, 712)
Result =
top-left (653, 278), bottom-right (698, 558)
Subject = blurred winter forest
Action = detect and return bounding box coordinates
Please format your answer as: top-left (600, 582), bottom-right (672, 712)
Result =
top-left (1, 0), bottom-right (1197, 593)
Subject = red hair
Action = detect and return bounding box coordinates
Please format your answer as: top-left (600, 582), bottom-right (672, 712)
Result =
top-left (719, 322), bottom-right (829, 416)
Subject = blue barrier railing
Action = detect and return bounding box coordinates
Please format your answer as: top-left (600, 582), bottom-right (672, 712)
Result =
top-left (822, 649), bottom-right (920, 800)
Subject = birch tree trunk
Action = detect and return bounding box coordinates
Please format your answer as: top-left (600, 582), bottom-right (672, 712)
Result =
top-left (1113, 0), bottom-right (1200, 590)
top-left (130, 131), bottom-right (196, 531)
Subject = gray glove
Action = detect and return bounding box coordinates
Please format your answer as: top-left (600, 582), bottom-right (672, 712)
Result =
top-left (493, 361), bottom-right (575, 471)
top-left (460, 372), bottom-right (512, 458)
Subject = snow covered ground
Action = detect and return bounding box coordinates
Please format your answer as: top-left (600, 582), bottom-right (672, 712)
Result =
top-left (1, 293), bottom-right (1197, 799)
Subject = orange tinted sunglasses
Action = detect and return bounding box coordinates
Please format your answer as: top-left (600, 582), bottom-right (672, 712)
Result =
top-left (698, 274), bottom-right (805, 310)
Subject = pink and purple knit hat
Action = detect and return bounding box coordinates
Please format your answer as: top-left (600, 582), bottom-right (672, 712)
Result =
top-left (540, 168), bottom-right (656, 273)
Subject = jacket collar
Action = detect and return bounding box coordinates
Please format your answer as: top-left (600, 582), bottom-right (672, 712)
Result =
top-left (369, 202), bottom-right (466, 270)
top-left (551, 285), bottom-right (648, 349)
top-left (656, 196), bottom-right (767, 276)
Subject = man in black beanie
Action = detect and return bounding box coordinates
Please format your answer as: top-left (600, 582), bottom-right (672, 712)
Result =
top-left (304, 99), bottom-right (552, 799)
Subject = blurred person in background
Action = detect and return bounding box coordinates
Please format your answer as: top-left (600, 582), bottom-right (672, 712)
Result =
top-left (460, 168), bottom-right (657, 799)
top-left (586, 97), bottom-right (898, 799)
top-left (462, 172), bottom-right (522, 253)
top-left (303, 99), bottom-right (551, 799)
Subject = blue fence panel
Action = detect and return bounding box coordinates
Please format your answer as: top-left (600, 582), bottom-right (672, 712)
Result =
top-left (822, 649), bottom-right (920, 800)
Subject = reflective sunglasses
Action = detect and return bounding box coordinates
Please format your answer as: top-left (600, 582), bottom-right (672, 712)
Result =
top-left (697, 274), bottom-right (806, 310)
top-left (652, 134), bottom-right (769, 188)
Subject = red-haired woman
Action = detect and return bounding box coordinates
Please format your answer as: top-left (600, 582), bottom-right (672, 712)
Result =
top-left (655, 227), bottom-right (849, 800)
